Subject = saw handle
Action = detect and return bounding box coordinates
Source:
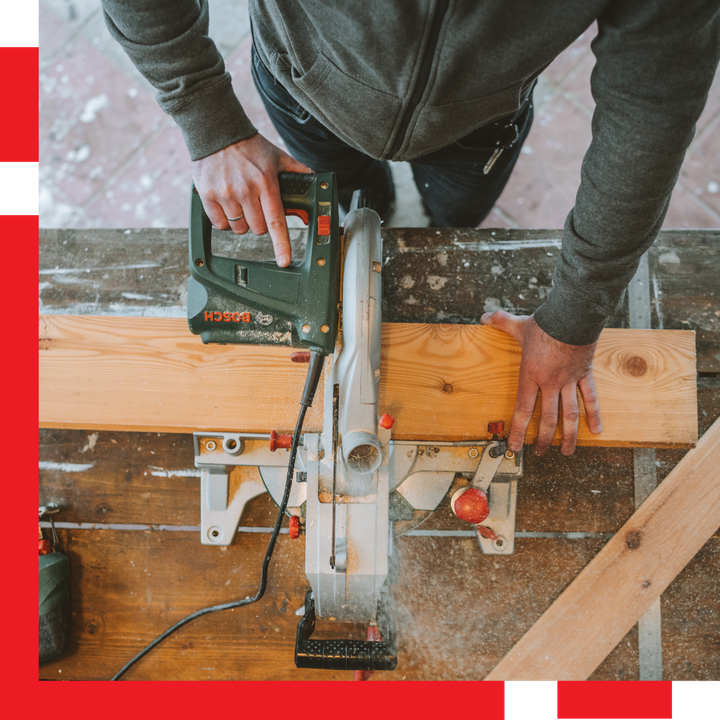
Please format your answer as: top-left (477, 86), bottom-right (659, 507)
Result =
top-left (190, 172), bottom-right (320, 270)
top-left (188, 171), bottom-right (340, 355)
top-left (294, 590), bottom-right (397, 672)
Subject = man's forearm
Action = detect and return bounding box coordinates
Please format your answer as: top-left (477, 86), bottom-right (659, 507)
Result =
top-left (535, 0), bottom-right (720, 346)
top-left (101, 0), bottom-right (256, 160)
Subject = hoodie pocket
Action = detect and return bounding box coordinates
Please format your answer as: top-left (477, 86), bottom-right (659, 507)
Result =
top-left (253, 49), bottom-right (314, 124)
top-left (280, 52), bottom-right (402, 157)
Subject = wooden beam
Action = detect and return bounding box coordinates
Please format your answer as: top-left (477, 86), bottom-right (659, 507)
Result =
top-left (485, 416), bottom-right (720, 681)
top-left (39, 315), bottom-right (697, 446)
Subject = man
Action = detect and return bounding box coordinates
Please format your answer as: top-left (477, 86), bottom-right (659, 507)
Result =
top-left (101, 0), bottom-right (720, 455)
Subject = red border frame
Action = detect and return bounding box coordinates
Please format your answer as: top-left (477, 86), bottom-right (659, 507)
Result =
top-left (11, 6), bottom-right (719, 716)
top-left (558, 681), bottom-right (673, 719)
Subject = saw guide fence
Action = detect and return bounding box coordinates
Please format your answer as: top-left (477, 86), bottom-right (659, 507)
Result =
top-left (38, 228), bottom-right (719, 681)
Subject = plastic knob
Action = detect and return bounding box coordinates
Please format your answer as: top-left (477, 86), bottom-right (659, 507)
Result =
top-left (290, 351), bottom-right (312, 363)
top-left (487, 421), bottom-right (505, 436)
top-left (270, 430), bottom-right (293, 452)
top-left (379, 413), bottom-right (395, 429)
top-left (289, 515), bottom-right (300, 539)
top-left (451, 487), bottom-right (490, 525)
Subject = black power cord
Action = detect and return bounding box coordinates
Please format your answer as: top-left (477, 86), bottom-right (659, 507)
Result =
top-left (111, 351), bottom-right (326, 681)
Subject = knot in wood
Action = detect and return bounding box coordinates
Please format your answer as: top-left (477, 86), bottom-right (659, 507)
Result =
top-left (624, 354), bottom-right (648, 377)
top-left (626, 530), bottom-right (642, 550)
top-left (642, 580), bottom-right (651, 588)
top-left (443, 383), bottom-right (454, 394)
top-left (39, 338), bottom-right (51, 350)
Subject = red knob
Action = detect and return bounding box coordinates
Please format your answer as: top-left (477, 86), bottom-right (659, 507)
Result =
top-left (289, 515), bottom-right (300, 539)
top-left (290, 351), bottom-right (311, 363)
top-left (379, 413), bottom-right (395, 429)
top-left (39, 538), bottom-right (52, 556)
top-left (270, 430), bottom-right (293, 452)
top-left (488, 421), bottom-right (505, 436)
top-left (451, 487), bottom-right (490, 525)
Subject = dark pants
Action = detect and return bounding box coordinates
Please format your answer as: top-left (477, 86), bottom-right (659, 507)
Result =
top-left (251, 48), bottom-right (533, 226)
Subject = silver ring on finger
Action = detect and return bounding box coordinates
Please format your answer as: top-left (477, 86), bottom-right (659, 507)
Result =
top-left (226, 211), bottom-right (244, 222)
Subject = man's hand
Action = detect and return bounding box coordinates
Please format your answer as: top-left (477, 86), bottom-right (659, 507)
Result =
top-left (481, 310), bottom-right (603, 455)
top-left (192, 133), bottom-right (313, 267)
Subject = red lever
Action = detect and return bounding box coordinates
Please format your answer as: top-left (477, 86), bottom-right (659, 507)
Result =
top-left (379, 413), bottom-right (395, 429)
top-left (269, 430), bottom-right (293, 452)
top-left (451, 487), bottom-right (490, 525)
top-left (289, 515), bottom-right (300, 539)
top-left (477, 526), bottom-right (499, 541)
top-left (290, 351), bottom-right (312, 363)
top-left (487, 421), bottom-right (505, 436)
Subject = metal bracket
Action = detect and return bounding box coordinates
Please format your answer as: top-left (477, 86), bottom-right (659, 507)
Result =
top-left (194, 432), bottom-right (306, 546)
top-left (477, 479), bottom-right (518, 555)
top-left (389, 440), bottom-right (522, 555)
top-left (193, 433), bottom-right (521, 554)
top-left (199, 466), bottom-right (266, 545)
top-left (471, 441), bottom-right (507, 491)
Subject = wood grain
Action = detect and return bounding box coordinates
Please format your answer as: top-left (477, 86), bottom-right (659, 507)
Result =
top-left (39, 315), bottom-right (697, 446)
top-left (34, 529), bottom-right (616, 681)
top-left (485, 416), bottom-right (720, 681)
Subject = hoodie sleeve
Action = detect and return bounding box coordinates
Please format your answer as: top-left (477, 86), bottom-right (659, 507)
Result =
top-left (534, 0), bottom-right (720, 345)
top-left (101, 0), bottom-right (257, 160)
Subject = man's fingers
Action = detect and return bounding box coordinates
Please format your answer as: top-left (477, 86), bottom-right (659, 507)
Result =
top-left (228, 216), bottom-right (250, 235)
top-left (579, 374), bottom-right (603, 434)
top-left (534, 388), bottom-right (560, 456)
top-left (258, 180), bottom-right (292, 267)
top-left (221, 203), bottom-right (249, 235)
top-left (507, 374), bottom-right (539, 453)
top-left (280, 153), bottom-right (314, 175)
top-left (481, 309), bottom-right (524, 343)
top-left (241, 194), bottom-right (270, 239)
top-left (560, 384), bottom-right (580, 455)
top-left (202, 198), bottom-right (230, 230)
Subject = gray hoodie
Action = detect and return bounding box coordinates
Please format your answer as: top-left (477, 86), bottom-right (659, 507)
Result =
top-left (102, 0), bottom-right (720, 344)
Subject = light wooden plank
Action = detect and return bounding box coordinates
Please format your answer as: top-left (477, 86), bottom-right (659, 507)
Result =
top-left (485, 416), bottom-right (720, 681)
top-left (39, 315), bottom-right (697, 446)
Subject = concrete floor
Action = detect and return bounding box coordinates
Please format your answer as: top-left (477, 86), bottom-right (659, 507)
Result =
top-left (39, 0), bottom-right (720, 231)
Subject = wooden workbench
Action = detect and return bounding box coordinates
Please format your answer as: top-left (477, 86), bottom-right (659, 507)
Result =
top-left (38, 227), bottom-right (720, 681)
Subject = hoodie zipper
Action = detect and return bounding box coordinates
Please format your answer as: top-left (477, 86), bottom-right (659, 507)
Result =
top-left (388, 0), bottom-right (450, 159)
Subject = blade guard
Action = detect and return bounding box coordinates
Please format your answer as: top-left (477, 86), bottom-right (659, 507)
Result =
top-left (187, 172), bottom-right (340, 355)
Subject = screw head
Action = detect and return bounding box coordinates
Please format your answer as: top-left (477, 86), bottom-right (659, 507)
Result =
top-left (302, 324), bottom-right (310, 333)
top-left (320, 181), bottom-right (329, 190)
top-left (468, 447), bottom-right (479, 458)
top-left (505, 450), bottom-right (515, 460)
